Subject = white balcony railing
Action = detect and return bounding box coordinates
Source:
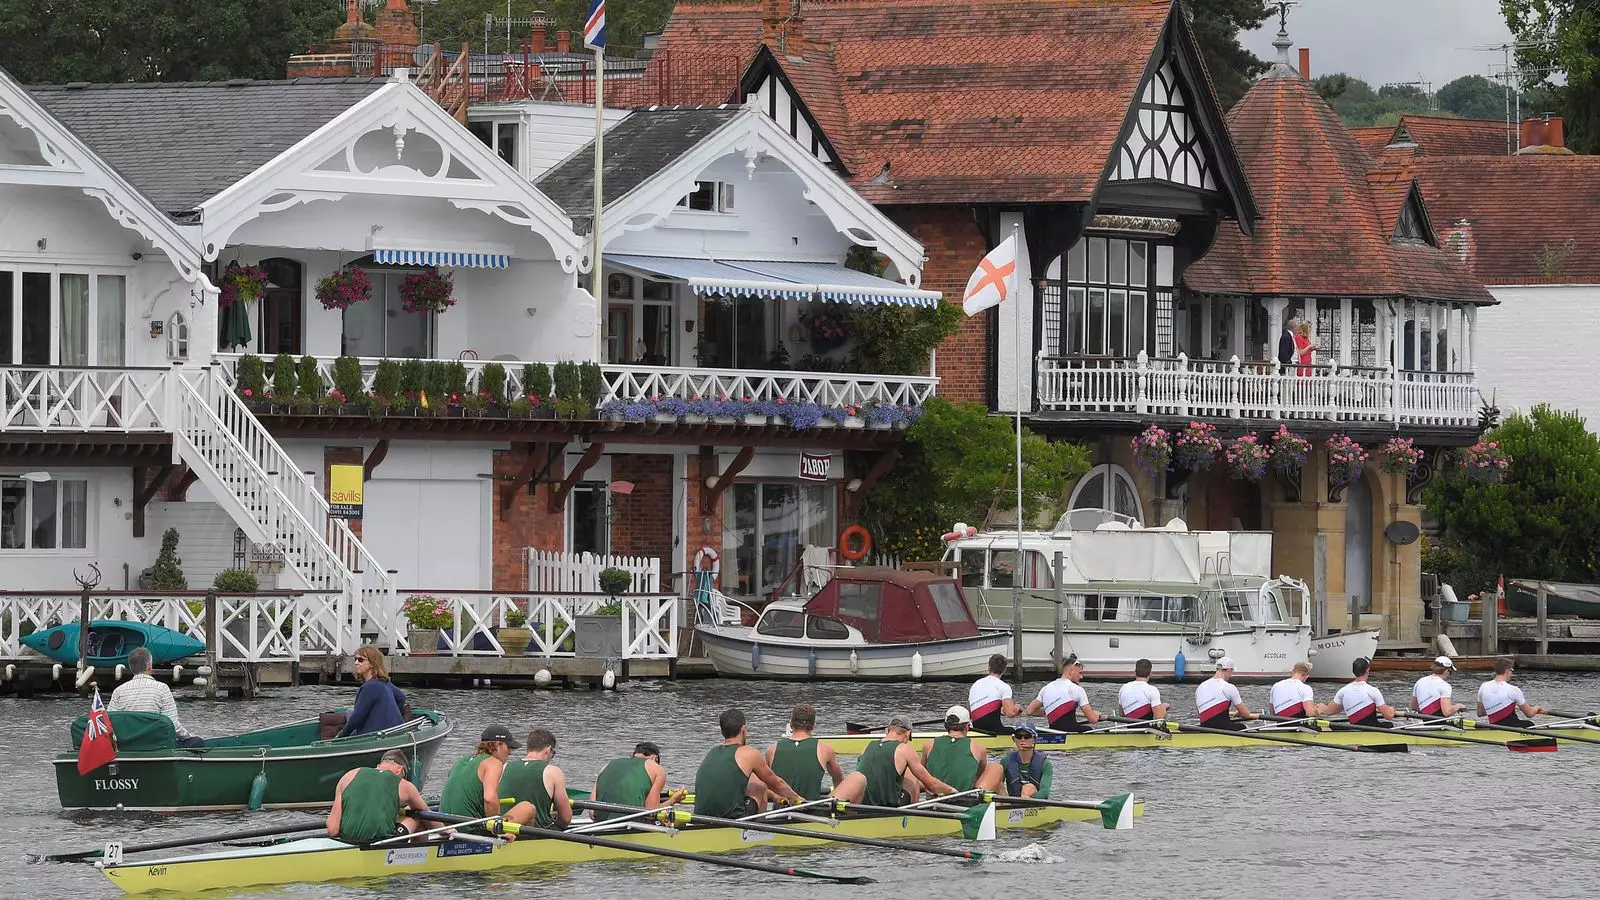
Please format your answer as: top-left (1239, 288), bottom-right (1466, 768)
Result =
top-left (390, 590), bottom-right (680, 660)
top-left (1, 366), bottom-right (172, 432)
top-left (1037, 353), bottom-right (1479, 428)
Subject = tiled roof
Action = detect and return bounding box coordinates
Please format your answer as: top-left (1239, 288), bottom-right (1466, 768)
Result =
top-left (29, 78), bottom-right (387, 218)
top-left (1185, 68), bottom-right (1493, 303)
top-left (652, 0), bottom-right (1190, 205)
top-left (1413, 156), bottom-right (1600, 285)
top-left (1351, 125), bottom-right (1394, 156)
top-left (536, 106), bottom-right (742, 220)
top-left (1394, 114), bottom-right (1509, 158)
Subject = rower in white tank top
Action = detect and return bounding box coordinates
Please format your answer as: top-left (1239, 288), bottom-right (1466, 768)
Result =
top-left (1322, 657), bottom-right (1395, 726)
top-left (1268, 662), bottom-right (1318, 717)
top-left (1477, 657), bottom-right (1547, 728)
top-left (1411, 657), bottom-right (1466, 717)
top-left (1026, 657), bottom-right (1099, 732)
top-left (968, 654), bottom-right (1020, 734)
top-left (1194, 658), bottom-right (1256, 731)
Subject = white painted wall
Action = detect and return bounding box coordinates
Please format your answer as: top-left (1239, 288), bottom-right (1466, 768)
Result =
top-left (1476, 284), bottom-right (1600, 429)
top-left (470, 101), bottom-right (631, 179)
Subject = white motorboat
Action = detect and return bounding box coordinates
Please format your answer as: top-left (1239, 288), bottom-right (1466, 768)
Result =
top-left (1308, 628), bottom-right (1382, 680)
top-left (694, 567), bottom-right (1011, 680)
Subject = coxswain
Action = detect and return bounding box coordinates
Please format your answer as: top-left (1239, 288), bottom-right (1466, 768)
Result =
top-left (1194, 657), bottom-right (1258, 730)
top-left (833, 716), bottom-right (957, 806)
top-left (921, 706), bottom-right (1002, 794)
top-left (1477, 657), bottom-right (1548, 728)
top-left (594, 741), bottom-right (685, 821)
top-left (499, 728), bottom-right (573, 830)
top-left (1118, 658), bottom-right (1169, 721)
top-left (1000, 724), bottom-right (1052, 799)
top-left (439, 724), bottom-right (520, 836)
top-left (1411, 656), bottom-right (1467, 717)
top-left (1322, 657), bottom-right (1396, 727)
top-left (766, 703), bottom-right (846, 801)
top-left (1269, 662), bottom-right (1321, 719)
top-left (694, 708), bottom-right (802, 817)
top-left (1025, 655), bottom-right (1100, 732)
top-left (969, 653), bottom-right (1022, 734)
top-left (326, 749), bottom-right (427, 842)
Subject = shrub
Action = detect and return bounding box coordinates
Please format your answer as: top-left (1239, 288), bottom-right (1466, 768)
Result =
top-left (270, 353), bottom-right (297, 401)
top-left (598, 567), bottom-right (632, 597)
top-left (504, 608), bottom-right (529, 628)
top-left (332, 356), bottom-right (364, 404)
top-left (296, 356), bottom-right (325, 403)
top-left (424, 360), bottom-right (451, 403)
top-left (148, 528), bottom-right (188, 591)
top-left (213, 568), bottom-right (260, 593)
top-left (236, 354), bottom-right (266, 398)
top-left (525, 363), bottom-right (552, 402)
top-left (552, 361), bottom-right (580, 403)
top-left (445, 361), bottom-right (469, 400)
top-left (400, 358), bottom-right (428, 396)
top-left (579, 361), bottom-right (605, 410)
top-left (481, 363), bottom-right (508, 406)
top-left (372, 359), bottom-right (402, 403)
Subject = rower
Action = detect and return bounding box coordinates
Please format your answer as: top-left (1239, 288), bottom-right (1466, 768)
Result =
top-left (1477, 657), bottom-right (1548, 728)
top-left (833, 716), bottom-right (957, 806)
top-left (1000, 724), bottom-right (1052, 799)
top-left (969, 654), bottom-right (1022, 735)
top-left (1411, 656), bottom-right (1467, 717)
top-left (1323, 657), bottom-right (1395, 727)
top-left (326, 749), bottom-right (427, 842)
top-left (1118, 658), bottom-right (1168, 721)
top-left (1269, 662), bottom-right (1321, 719)
top-left (694, 708), bottom-right (802, 817)
top-left (1195, 657), bottom-right (1258, 731)
top-left (594, 741), bottom-right (685, 822)
top-left (499, 728), bottom-right (573, 830)
top-left (439, 724), bottom-right (520, 836)
top-left (1025, 654), bottom-right (1100, 732)
top-left (766, 703), bottom-right (846, 801)
top-left (920, 706), bottom-right (1002, 794)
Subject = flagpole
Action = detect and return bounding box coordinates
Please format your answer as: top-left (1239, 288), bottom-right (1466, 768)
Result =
top-left (1010, 222), bottom-right (1024, 682)
top-left (591, 41), bottom-right (605, 364)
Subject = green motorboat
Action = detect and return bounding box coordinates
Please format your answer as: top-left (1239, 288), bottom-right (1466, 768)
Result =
top-left (55, 709), bottom-right (451, 812)
top-left (1507, 580), bottom-right (1600, 619)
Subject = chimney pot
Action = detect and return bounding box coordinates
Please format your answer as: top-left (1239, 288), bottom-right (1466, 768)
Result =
top-left (1520, 117), bottom-right (1545, 151)
top-left (556, 29), bottom-right (570, 54)
top-left (1546, 116), bottom-right (1565, 149)
top-left (1298, 48), bottom-right (1310, 81)
top-left (531, 11), bottom-right (548, 54)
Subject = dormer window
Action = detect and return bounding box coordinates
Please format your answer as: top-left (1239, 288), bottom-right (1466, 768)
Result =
top-left (678, 181), bottom-right (736, 213)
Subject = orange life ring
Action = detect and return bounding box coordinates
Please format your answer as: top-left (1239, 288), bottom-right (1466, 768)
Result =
top-left (839, 525), bottom-right (872, 561)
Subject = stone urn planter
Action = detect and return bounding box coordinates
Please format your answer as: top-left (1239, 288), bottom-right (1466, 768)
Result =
top-left (497, 626), bottom-right (533, 657)
top-left (407, 628), bottom-right (441, 656)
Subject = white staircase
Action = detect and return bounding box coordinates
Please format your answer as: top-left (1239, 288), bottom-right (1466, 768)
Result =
top-left (164, 367), bottom-right (397, 652)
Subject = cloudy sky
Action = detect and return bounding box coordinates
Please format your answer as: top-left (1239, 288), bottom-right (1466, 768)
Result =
top-left (1242, 0), bottom-right (1515, 90)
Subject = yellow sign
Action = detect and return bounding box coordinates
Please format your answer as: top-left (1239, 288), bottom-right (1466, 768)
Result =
top-left (329, 464), bottom-right (364, 520)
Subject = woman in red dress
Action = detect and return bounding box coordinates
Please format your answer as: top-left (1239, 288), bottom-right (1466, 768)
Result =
top-left (1294, 320), bottom-right (1318, 376)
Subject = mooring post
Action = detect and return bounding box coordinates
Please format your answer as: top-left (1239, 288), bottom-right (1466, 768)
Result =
top-left (204, 589), bottom-right (219, 700)
top-left (1536, 583), bottom-right (1549, 656)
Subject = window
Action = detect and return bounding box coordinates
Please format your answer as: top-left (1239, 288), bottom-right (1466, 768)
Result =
top-left (926, 582), bottom-right (970, 624)
top-left (806, 616), bottom-right (850, 640)
top-left (958, 550), bottom-right (986, 588)
top-left (987, 550), bottom-right (1054, 589)
top-left (603, 271), bottom-right (674, 365)
top-left (678, 181), bottom-right (736, 213)
top-left (756, 608), bottom-right (805, 638)
top-left (0, 270), bottom-right (126, 366)
top-left (725, 482), bottom-right (835, 598)
top-left (495, 122), bottom-right (518, 169)
top-left (1048, 237), bottom-right (1158, 357)
top-left (1069, 464), bottom-right (1144, 523)
top-left (1, 478), bottom-right (88, 550)
top-left (166, 312), bottom-right (189, 361)
top-left (342, 268), bottom-right (431, 358)
top-left (836, 582), bottom-right (882, 621)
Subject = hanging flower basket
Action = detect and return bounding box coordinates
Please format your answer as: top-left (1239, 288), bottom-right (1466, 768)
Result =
top-left (1459, 440), bottom-right (1511, 483)
top-left (1131, 424), bottom-right (1172, 476)
top-left (316, 267), bottom-right (372, 311)
top-left (1172, 421), bottom-right (1222, 471)
top-left (399, 266), bottom-right (455, 315)
top-left (1224, 434), bottom-right (1269, 481)
top-left (1325, 434), bottom-right (1369, 488)
top-left (1376, 437), bottom-right (1424, 476)
top-left (218, 263), bottom-right (269, 309)
top-left (1268, 424), bottom-right (1311, 474)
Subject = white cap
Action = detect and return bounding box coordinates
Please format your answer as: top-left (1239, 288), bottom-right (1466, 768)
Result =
top-left (944, 705), bottom-right (972, 725)
top-left (1434, 655), bottom-right (1456, 669)
top-left (1215, 657), bottom-right (1236, 670)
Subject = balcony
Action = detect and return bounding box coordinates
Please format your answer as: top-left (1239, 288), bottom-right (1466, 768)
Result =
top-left (1036, 353), bottom-right (1479, 429)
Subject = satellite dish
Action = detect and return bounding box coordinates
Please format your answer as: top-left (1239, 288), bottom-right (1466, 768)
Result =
top-left (1384, 521), bottom-right (1421, 545)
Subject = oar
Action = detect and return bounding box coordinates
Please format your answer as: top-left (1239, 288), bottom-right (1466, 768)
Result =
top-left (1266, 713), bottom-right (1554, 752)
top-left (980, 791), bottom-right (1136, 831)
top-left (1544, 711), bottom-right (1600, 726)
top-left (44, 820), bottom-right (327, 862)
top-left (1393, 712), bottom-right (1558, 751)
top-left (412, 810), bottom-right (873, 884)
top-left (1474, 719), bottom-right (1600, 746)
top-left (845, 718), bottom-right (946, 734)
top-left (574, 799), bottom-right (984, 859)
top-left (1105, 716), bottom-right (1408, 753)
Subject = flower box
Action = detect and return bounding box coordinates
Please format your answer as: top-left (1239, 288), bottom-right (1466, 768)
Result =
top-left (843, 416), bottom-right (866, 429)
top-left (684, 413), bottom-right (709, 425)
top-left (712, 415), bottom-right (739, 425)
top-left (743, 413), bottom-right (770, 426)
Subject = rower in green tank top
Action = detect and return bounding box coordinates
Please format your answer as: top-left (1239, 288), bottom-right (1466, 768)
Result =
top-left (500, 728), bottom-right (573, 829)
top-left (919, 706), bottom-right (1004, 794)
top-left (765, 703), bottom-right (845, 801)
top-left (832, 716), bottom-right (957, 807)
top-left (694, 708), bottom-right (803, 818)
top-left (594, 742), bottom-right (685, 821)
top-left (439, 724), bottom-right (520, 836)
top-left (326, 749), bottom-right (427, 842)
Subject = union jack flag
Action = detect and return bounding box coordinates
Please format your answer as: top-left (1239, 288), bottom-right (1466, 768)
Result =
top-left (77, 686), bottom-right (117, 775)
top-left (583, 0), bottom-right (606, 50)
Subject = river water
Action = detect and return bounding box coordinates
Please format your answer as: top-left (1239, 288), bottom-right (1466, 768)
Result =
top-left (10, 672), bottom-right (1600, 900)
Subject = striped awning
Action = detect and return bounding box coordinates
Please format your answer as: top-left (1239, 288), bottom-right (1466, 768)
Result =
top-left (607, 255), bottom-right (942, 308)
top-left (721, 259), bottom-right (942, 308)
top-left (607, 255), bottom-right (814, 301)
top-left (372, 249), bottom-right (510, 269)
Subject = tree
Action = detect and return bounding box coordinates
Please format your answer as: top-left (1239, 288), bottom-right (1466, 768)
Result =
top-left (421, 0), bottom-right (673, 54)
top-left (1183, 0), bottom-right (1274, 110)
top-left (1502, 0), bottom-right (1600, 152)
top-left (859, 400), bottom-right (1091, 561)
top-left (148, 528), bottom-right (189, 591)
top-left (1425, 405), bottom-right (1600, 593)
top-left (1438, 74), bottom-right (1509, 120)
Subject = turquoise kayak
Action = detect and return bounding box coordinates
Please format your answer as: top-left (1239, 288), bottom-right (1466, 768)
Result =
top-left (21, 620), bottom-right (205, 667)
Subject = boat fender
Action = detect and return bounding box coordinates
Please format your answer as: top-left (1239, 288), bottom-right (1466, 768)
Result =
top-left (1173, 650), bottom-right (1186, 682)
top-left (751, 643), bottom-right (762, 671)
top-left (482, 678), bottom-right (492, 688)
top-left (1435, 634), bottom-right (1460, 658)
top-left (248, 773), bottom-right (268, 810)
top-left (2, 664), bottom-right (12, 682)
top-left (849, 648), bottom-right (860, 676)
top-left (115, 664), bottom-right (126, 681)
top-left (911, 651), bottom-right (924, 680)
top-left (601, 667), bottom-right (616, 691)
top-left (172, 665), bottom-right (183, 683)
top-left (193, 677), bottom-right (208, 687)
top-left (51, 663), bottom-right (62, 682)
top-left (535, 668), bottom-right (553, 687)
top-left (807, 649), bottom-right (818, 677)
top-left (76, 666), bottom-right (95, 689)
top-left (197, 665), bottom-right (213, 677)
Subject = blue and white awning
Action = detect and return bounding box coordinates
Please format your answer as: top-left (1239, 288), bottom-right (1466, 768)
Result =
top-left (721, 259), bottom-right (942, 308)
top-left (606, 255), bottom-right (942, 308)
top-left (372, 249), bottom-right (510, 269)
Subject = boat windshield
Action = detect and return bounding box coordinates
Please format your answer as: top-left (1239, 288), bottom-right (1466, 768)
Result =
top-left (756, 608), bottom-right (805, 637)
top-left (1052, 507), bottom-right (1140, 533)
top-left (1219, 588), bottom-right (1287, 624)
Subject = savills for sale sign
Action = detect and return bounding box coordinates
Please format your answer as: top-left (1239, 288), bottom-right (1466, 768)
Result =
top-left (329, 464), bottom-right (364, 519)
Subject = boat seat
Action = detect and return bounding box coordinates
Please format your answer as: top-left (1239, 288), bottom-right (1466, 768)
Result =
top-left (70, 711), bottom-right (177, 751)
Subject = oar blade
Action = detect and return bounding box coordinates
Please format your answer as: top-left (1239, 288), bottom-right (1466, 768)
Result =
top-left (1098, 793), bottom-right (1135, 831)
top-left (1354, 743), bottom-right (1410, 753)
top-left (1507, 738), bottom-right (1559, 753)
top-left (960, 802), bottom-right (997, 841)
top-left (804, 871), bottom-right (876, 884)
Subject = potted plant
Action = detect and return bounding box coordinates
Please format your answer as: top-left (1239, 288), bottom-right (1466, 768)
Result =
top-left (212, 568), bottom-right (260, 593)
top-left (218, 262), bottom-right (269, 309)
top-left (598, 566), bottom-right (631, 599)
top-left (399, 266), bottom-right (455, 315)
top-left (1172, 421), bottom-right (1222, 471)
top-left (332, 356), bottom-right (365, 411)
top-left (740, 396), bottom-right (768, 427)
top-left (1223, 433), bottom-right (1269, 481)
top-left (401, 594), bottom-right (452, 656)
top-left (1459, 440), bottom-right (1511, 483)
top-left (1377, 437), bottom-right (1423, 476)
top-left (1268, 424), bottom-right (1311, 474)
top-left (296, 356), bottom-right (325, 410)
top-left (684, 396), bottom-right (714, 425)
top-left (1325, 434), bottom-right (1369, 489)
top-left (498, 607), bottom-right (532, 657)
top-left (711, 397), bottom-right (740, 425)
top-left (787, 401), bottom-right (824, 430)
top-left (654, 396), bottom-right (687, 424)
top-left (147, 528), bottom-right (188, 591)
top-left (316, 266), bottom-right (372, 311)
top-left (236, 354), bottom-right (268, 407)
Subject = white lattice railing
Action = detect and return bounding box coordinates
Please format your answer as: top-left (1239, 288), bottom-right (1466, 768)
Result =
top-left (392, 591), bottom-right (680, 660)
top-left (1, 366), bottom-right (171, 432)
top-left (1037, 352), bottom-right (1478, 427)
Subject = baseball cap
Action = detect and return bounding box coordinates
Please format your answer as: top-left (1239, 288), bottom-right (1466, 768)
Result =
top-left (944, 705), bottom-right (972, 726)
top-left (1215, 657), bottom-right (1236, 670)
top-left (886, 716), bottom-right (914, 732)
top-left (634, 741), bottom-right (662, 761)
top-left (1434, 656), bottom-right (1456, 670)
top-left (480, 724), bottom-right (522, 749)
top-left (1012, 723), bottom-right (1039, 739)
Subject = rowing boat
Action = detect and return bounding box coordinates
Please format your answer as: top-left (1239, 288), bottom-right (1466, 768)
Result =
top-left (99, 801), bottom-right (1141, 894)
top-left (819, 722), bottom-right (1600, 755)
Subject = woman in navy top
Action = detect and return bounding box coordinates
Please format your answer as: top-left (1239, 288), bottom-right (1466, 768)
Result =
top-left (338, 645), bottom-right (406, 736)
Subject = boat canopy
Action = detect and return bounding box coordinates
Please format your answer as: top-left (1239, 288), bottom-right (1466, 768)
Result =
top-left (804, 567), bottom-right (981, 643)
top-left (1071, 530), bottom-right (1274, 583)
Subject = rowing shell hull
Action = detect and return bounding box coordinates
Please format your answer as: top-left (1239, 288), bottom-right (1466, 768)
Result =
top-left (819, 724), bottom-right (1600, 756)
top-left (101, 802), bottom-right (1142, 894)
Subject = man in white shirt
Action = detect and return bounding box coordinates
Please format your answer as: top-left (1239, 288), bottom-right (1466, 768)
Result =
top-left (1118, 658), bottom-right (1168, 721)
top-left (1026, 655), bottom-right (1100, 732)
top-left (1194, 657), bottom-right (1258, 731)
top-left (1322, 657), bottom-right (1395, 727)
top-left (1410, 656), bottom-right (1467, 718)
top-left (108, 647), bottom-right (204, 748)
top-left (1268, 662), bottom-right (1320, 719)
top-left (968, 654), bottom-right (1021, 735)
top-left (1477, 657), bottom-right (1547, 728)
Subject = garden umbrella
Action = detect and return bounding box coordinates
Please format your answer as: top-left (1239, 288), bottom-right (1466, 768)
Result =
top-left (222, 299), bottom-right (252, 350)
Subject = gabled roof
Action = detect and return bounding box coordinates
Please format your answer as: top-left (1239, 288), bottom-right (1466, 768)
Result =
top-left (537, 106), bottom-right (742, 217)
top-left (1391, 115), bottom-right (1510, 158)
top-left (1351, 125), bottom-right (1394, 155)
top-left (29, 78), bottom-right (388, 219)
top-left (1413, 156), bottom-right (1600, 285)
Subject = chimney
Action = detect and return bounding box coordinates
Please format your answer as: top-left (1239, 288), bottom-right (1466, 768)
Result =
top-left (556, 29), bottom-right (570, 54)
top-left (1298, 48), bottom-right (1310, 81)
top-left (1520, 117), bottom-right (1545, 151)
top-left (1546, 116), bottom-right (1565, 149)
top-left (531, 10), bottom-right (549, 54)
top-left (762, 0), bottom-right (806, 57)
